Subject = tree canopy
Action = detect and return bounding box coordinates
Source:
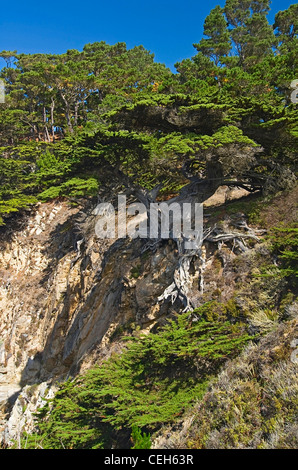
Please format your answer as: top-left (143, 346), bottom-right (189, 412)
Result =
top-left (0, 0), bottom-right (297, 224)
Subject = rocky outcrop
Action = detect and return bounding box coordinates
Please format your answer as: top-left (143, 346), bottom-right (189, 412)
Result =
top-left (0, 198), bottom-right (189, 445)
top-left (0, 185), bottom-right (293, 447)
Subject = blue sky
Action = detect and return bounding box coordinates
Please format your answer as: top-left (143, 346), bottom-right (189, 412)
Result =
top-left (0, 0), bottom-right (295, 71)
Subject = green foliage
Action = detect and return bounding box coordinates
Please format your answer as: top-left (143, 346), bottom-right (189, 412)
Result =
top-left (130, 265), bottom-right (142, 279)
top-left (274, 4), bottom-right (298, 53)
top-left (39, 177), bottom-right (99, 200)
top-left (193, 299), bottom-right (242, 322)
top-left (193, 6), bottom-right (231, 66)
top-left (181, 319), bottom-right (298, 449)
top-left (0, 154), bottom-right (37, 224)
top-left (0, 1), bottom-right (296, 218)
top-left (23, 310), bottom-right (253, 449)
top-left (131, 426), bottom-right (151, 449)
top-left (1, 3), bottom-right (296, 450)
top-left (267, 223), bottom-right (298, 281)
top-left (224, 196), bottom-right (266, 224)
top-left (224, 0), bottom-right (276, 69)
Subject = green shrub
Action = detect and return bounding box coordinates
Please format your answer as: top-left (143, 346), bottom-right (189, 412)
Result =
top-left (261, 223), bottom-right (298, 286)
top-left (39, 177), bottom-right (99, 200)
top-left (22, 311), bottom-right (254, 449)
top-left (131, 426), bottom-right (151, 449)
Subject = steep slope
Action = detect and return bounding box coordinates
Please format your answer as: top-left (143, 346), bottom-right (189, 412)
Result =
top-left (0, 185), bottom-right (296, 448)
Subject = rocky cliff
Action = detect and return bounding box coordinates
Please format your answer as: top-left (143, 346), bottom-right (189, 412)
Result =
top-left (0, 193), bottom-right (193, 444)
top-left (0, 186), bottom-right (297, 448)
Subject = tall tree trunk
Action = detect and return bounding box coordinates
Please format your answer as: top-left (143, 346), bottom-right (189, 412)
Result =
top-left (50, 97), bottom-right (55, 141)
top-left (60, 93), bottom-right (73, 133)
top-left (74, 102), bottom-right (79, 127)
top-left (43, 106), bottom-right (50, 142)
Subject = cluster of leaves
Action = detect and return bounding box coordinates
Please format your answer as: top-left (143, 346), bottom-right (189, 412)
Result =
top-left (0, 153), bottom-right (37, 225)
top-left (22, 310), bottom-right (254, 449)
top-left (130, 426), bottom-right (152, 449)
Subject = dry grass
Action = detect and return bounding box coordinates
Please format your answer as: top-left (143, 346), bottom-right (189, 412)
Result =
top-left (153, 316), bottom-right (298, 449)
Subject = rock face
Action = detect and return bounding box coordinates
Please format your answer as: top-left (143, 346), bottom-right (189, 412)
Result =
top-left (0, 199), bottom-right (186, 445)
top-left (0, 188), bottom-right (283, 447)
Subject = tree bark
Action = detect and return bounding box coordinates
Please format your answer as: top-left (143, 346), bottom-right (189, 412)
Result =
top-left (50, 97), bottom-right (55, 141)
top-left (60, 93), bottom-right (73, 133)
top-left (43, 106), bottom-right (50, 142)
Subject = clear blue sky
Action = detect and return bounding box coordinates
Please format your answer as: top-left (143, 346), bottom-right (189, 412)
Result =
top-left (0, 0), bottom-right (295, 71)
